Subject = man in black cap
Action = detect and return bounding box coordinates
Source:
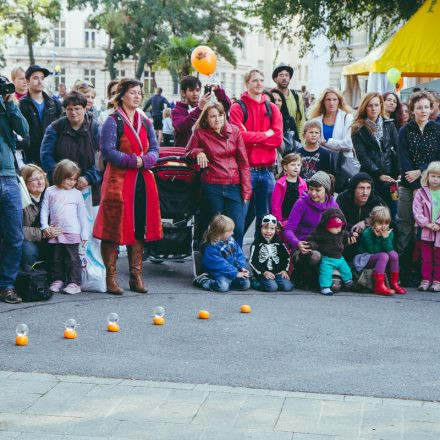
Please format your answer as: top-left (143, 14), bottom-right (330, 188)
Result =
top-left (19, 65), bottom-right (61, 164)
top-left (272, 62), bottom-right (306, 141)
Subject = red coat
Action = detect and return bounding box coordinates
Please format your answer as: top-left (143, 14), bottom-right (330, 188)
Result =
top-left (186, 123), bottom-right (251, 200)
top-left (229, 92), bottom-right (283, 167)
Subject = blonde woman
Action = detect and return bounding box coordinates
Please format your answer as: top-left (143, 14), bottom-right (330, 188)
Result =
top-left (72, 80), bottom-right (97, 118)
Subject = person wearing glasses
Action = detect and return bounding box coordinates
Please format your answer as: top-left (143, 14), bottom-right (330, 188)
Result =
top-left (40, 92), bottom-right (101, 207)
top-left (20, 164), bottom-right (61, 266)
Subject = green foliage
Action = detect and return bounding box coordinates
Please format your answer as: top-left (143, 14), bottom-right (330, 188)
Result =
top-left (5, 0), bottom-right (61, 65)
top-left (247, 0), bottom-right (426, 57)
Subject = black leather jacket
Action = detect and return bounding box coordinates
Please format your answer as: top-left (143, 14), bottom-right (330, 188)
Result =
top-left (352, 119), bottom-right (398, 179)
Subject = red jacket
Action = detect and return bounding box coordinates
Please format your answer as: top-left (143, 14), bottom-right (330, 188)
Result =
top-left (186, 122), bottom-right (252, 200)
top-left (229, 92), bottom-right (283, 167)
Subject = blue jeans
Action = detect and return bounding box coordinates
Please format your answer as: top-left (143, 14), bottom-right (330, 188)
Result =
top-left (22, 240), bottom-right (41, 266)
top-left (244, 168), bottom-right (276, 235)
top-left (0, 177), bottom-right (23, 288)
top-left (252, 274), bottom-right (294, 292)
top-left (200, 183), bottom-right (246, 246)
top-left (200, 275), bottom-right (250, 292)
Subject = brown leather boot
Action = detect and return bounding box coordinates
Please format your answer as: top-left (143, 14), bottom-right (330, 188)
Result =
top-left (127, 241), bottom-right (148, 293)
top-left (101, 241), bottom-right (124, 295)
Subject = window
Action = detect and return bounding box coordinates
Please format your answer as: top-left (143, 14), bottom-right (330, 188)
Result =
top-left (241, 35), bottom-right (247, 59)
top-left (143, 69), bottom-right (155, 95)
top-left (54, 21), bottom-right (66, 47)
top-left (231, 73), bottom-right (236, 97)
top-left (258, 60), bottom-right (264, 72)
top-left (221, 72), bottom-right (226, 88)
top-left (84, 22), bottom-right (96, 48)
top-left (54, 68), bottom-right (66, 90)
top-left (83, 69), bottom-right (96, 86)
top-left (305, 65), bottom-right (308, 81)
top-left (258, 31), bottom-right (265, 46)
top-left (298, 65), bottom-right (302, 81)
top-left (115, 69), bottom-right (126, 78)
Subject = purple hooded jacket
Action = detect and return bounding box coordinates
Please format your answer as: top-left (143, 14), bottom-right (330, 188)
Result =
top-left (284, 193), bottom-right (339, 250)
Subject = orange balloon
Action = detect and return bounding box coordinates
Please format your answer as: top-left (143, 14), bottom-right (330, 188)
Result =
top-left (191, 46), bottom-right (217, 76)
top-left (15, 335), bottom-right (28, 346)
top-left (107, 323), bottom-right (120, 332)
top-left (153, 316), bottom-right (165, 325)
top-left (395, 77), bottom-right (404, 92)
top-left (241, 304), bottom-right (252, 313)
top-left (64, 329), bottom-right (77, 339)
top-left (198, 310), bottom-right (210, 319)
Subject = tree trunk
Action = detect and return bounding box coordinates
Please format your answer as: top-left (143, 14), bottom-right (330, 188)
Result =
top-left (27, 33), bottom-right (35, 65)
top-left (105, 36), bottom-right (117, 79)
top-left (135, 53), bottom-right (148, 80)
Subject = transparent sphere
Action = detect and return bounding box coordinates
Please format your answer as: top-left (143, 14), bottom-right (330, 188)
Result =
top-left (153, 306), bottom-right (165, 318)
top-left (107, 313), bottom-right (119, 324)
top-left (65, 319), bottom-right (77, 330)
top-left (16, 324), bottom-right (29, 336)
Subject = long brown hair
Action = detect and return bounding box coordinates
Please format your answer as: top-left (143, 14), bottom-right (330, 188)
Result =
top-left (309, 87), bottom-right (352, 119)
top-left (203, 214), bottom-right (235, 244)
top-left (351, 92), bottom-right (384, 135)
top-left (193, 102), bottom-right (226, 131)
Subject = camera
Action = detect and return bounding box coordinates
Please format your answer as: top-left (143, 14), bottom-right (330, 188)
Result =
top-left (0, 76), bottom-right (16, 96)
top-left (204, 85), bottom-right (212, 95)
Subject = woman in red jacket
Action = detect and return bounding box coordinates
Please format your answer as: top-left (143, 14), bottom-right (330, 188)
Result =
top-left (186, 102), bottom-right (251, 246)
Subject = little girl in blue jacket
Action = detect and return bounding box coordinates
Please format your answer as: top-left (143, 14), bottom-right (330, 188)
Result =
top-left (193, 215), bottom-right (250, 292)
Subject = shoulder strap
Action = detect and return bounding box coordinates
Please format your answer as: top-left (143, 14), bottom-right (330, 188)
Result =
top-left (290, 89), bottom-right (302, 120)
top-left (111, 112), bottom-right (124, 150)
top-left (264, 101), bottom-right (273, 125)
top-left (236, 100), bottom-right (248, 124)
top-left (52, 117), bottom-right (67, 137)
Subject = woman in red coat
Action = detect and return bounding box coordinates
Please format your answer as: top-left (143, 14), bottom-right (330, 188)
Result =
top-left (186, 102), bottom-right (251, 246)
top-left (94, 79), bottom-right (162, 295)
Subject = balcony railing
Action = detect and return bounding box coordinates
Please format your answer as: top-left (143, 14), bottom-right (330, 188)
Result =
top-left (7, 45), bottom-right (106, 60)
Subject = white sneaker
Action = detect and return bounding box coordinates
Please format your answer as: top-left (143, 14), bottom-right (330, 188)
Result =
top-left (63, 283), bottom-right (81, 295)
top-left (50, 280), bottom-right (64, 293)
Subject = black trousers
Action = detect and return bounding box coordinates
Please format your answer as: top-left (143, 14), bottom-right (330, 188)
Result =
top-left (51, 243), bottom-right (81, 285)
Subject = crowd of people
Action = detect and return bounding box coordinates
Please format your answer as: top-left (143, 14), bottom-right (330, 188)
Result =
top-left (0, 62), bottom-right (439, 305)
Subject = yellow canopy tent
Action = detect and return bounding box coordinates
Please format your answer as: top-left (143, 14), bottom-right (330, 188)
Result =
top-left (341, 0), bottom-right (440, 105)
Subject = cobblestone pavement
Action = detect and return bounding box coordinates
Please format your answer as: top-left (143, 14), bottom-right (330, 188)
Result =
top-left (0, 370), bottom-right (439, 439)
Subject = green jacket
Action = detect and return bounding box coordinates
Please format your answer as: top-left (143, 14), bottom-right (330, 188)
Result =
top-left (358, 227), bottom-right (394, 254)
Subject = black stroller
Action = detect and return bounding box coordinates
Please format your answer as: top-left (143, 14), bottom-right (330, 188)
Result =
top-left (144, 147), bottom-right (200, 264)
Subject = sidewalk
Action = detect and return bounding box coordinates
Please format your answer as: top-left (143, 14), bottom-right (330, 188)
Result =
top-left (1, 371), bottom-right (440, 439)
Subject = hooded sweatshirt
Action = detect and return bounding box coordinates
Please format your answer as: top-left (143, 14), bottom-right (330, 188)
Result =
top-left (306, 208), bottom-right (353, 259)
top-left (336, 172), bottom-right (386, 231)
top-left (284, 193), bottom-right (339, 250)
top-left (229, 92), bottom-right (283, 167)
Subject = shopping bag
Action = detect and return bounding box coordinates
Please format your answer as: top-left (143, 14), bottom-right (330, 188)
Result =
top-left (80, 241), bottom-right (106, 293)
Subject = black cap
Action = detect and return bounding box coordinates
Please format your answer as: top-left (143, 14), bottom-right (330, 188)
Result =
top-left (272, 63), bottom-right (294, 81)
top-left (25, 65), bottom-right (51, 80)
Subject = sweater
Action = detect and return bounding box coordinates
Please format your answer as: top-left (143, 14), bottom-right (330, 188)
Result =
top-left (284, 193), bottom-right (339, 250)
top-left (249, 235), bottom-right (290, 276)
top-left (412, 186), bottom-right (440, 247)
top-left (202, 237), bottom-right (247, 279)
top-left (357, 227), bottom-right (394, 254)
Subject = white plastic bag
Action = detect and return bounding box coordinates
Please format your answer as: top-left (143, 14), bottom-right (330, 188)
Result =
top-left (80, 241), bottom-right (106, 293)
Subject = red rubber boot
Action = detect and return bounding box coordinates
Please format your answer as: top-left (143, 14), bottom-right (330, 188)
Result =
top-left (373, 273), bottom-right (395, 296)
top-left (389, 272), bottom-right (406, 294)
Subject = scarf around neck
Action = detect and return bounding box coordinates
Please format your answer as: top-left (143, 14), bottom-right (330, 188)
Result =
top-left (365, 115), bottom-right (383, 144)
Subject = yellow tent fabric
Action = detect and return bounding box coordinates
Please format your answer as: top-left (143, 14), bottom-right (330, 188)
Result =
top-left (342, 0), bottom-right (440, 77)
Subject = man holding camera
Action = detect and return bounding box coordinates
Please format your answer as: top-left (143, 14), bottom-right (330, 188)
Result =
top-left (0, 77), bottom-right (29, 304)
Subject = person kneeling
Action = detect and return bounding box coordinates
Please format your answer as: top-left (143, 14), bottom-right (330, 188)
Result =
top-left (249, 215), bottom-right (293, 292)
top-left (193, 215), bottom-right (250, 292)
top-left (306, 209), bottom-right (356, 296)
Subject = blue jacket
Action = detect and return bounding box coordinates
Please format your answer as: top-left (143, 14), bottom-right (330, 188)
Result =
top-left (0, 97), bottom-right (29, 176)
top-left (202, 237), bottom-right (247, 279)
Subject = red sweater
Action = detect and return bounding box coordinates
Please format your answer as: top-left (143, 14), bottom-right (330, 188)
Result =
top-left (229, 92), bottom-right (283, 167)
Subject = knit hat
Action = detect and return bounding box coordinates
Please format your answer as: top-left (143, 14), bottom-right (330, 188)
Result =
top-left (326, 216), bottom-right (345, 230)
top-left (308, 171), bottom-right (331, 192)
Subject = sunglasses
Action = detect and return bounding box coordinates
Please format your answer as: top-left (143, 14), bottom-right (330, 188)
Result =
top-left (262, 216), bottom-right (277, 225)
top-left (78, 82), bottom-right (95, 89)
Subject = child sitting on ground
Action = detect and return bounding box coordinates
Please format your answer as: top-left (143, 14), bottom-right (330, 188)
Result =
top-left (249, 214), bottom-right (293, 292)
top-left (305, 208), bottom-right (357, 295)
top-left (354, 206), bottom-right (406, 296)
top-left (271, 153), bottom-right (308, 227)
top-left (297, 120), bottom-right (332, 181)
top-left (193, 215), bottom-right (250, 292)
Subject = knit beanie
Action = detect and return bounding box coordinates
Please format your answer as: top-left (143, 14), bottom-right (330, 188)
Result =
top-left (326, 216), bottom-right (345, 230)
top-left (308, 171), bottom-right (331, 192)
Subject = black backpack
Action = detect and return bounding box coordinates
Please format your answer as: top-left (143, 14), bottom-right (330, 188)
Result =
top-left (15, 264), bottom-right (52, 303)
top-left (235, 99), bottom-right (273, 125)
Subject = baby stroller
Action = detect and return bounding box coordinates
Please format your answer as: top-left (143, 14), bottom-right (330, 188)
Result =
top-left (144, 147), bottom-right (200, 264)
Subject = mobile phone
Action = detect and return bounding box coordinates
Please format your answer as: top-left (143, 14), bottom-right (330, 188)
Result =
top-left (204, 85), bottom-right (212, 95)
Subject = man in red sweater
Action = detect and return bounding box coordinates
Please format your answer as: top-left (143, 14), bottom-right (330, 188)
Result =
top-left (229, 69), bottom-right (283, 235)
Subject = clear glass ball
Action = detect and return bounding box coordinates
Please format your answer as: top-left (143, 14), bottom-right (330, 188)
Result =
top-left (65, 319), bottom-right (77, 331)
top-left (16, 324), bottom-right (29, 336)
top-left (153, 306), bottom-right (165, 318)
top-left (107, 313), bottom-right (119, 324)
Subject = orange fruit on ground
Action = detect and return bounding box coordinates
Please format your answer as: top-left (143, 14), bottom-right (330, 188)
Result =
top-left (64, 329), bottom-right (77, 339)
top-left (198, 310), bottom-right (210, 319)
top-left (107, 323), bottom-right (120, 332)
top-left (15, 335), bottom-right (28, 346)
top-left (241, 304), bottom-right (252, 313)
top-left (153, 316), bottom-right (165, 325)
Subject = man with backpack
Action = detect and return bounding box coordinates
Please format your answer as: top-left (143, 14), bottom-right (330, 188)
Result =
top-left (229, 69), bottom-right (283, 236)
top-left (272, 63), bottom-right (306, 142)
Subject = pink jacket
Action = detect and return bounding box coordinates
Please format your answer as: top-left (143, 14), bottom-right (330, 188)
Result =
top-left (413, 186), bottom-right (440, 247)
top-left (271, 175), bottom-right (308, 225)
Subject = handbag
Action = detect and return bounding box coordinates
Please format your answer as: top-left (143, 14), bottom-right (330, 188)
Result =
top-left (340, 149), bottom-right (361, 178)
top-left (15, 263), bottom-right (52, 302)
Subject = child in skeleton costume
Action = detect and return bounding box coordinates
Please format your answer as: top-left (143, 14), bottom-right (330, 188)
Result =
top-left (305, 208), bottom-right (357, 296)
top-left (249, 215), bottom-right (294, 292)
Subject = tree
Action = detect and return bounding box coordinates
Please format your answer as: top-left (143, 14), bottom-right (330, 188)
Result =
top-left (6, 0), bottom-right (61, 65)
top-left (247, 0), bottom-right (425, 57)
